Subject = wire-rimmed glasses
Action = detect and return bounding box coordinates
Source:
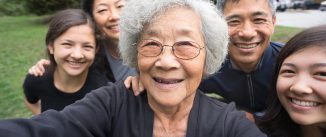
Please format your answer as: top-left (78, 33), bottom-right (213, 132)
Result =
top-left (136, 39), bottom-right (204, 60)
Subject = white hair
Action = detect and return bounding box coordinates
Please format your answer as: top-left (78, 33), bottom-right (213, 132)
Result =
top-left (119, 0), bottom-right (229, 77)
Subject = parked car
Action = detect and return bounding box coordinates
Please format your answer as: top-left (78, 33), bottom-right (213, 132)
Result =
top-left (276, 0), bottom-right (292, 11)
top-left (320, 0), bottom-right (326, 11)
top-left (293, 0), bottom-right (320, 9)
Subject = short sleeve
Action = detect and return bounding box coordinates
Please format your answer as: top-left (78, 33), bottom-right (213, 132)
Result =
top-left (23, 74), bottom-right (40, 103)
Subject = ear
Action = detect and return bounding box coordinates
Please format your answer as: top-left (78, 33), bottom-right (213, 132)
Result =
top-left (272, 15), bottom-right (276, 26)
top-left (47, 43), bottom-right (54, 54)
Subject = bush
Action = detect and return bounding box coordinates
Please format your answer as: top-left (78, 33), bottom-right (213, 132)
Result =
top-left (0, 0), bottom-right (28, 16)
top-left (25, 0), bottom-right (80, 15)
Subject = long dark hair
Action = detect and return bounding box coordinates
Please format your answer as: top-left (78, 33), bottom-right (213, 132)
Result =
top-left (257, 25), bottom-right (326, 137)
top-left (45, 9), bottom-right (98, 73)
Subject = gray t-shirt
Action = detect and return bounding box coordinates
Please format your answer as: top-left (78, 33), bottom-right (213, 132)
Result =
top-left (106, 50), bottom-right (137, 81)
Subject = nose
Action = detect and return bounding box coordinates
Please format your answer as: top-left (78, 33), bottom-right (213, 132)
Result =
top-left (108, 8), bottom-right (120, 21)
top-left (290, 75), bottom-right (313, 95)
top-left (70, 47), bottom-right (84, 59)
top-left (154, 46), bottom-right (180, 70)
top-left (238, 21), bottom-right (257, 40)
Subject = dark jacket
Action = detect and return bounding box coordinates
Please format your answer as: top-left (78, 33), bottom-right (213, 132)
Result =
top-left (0, 81), bottom-right (266, 137)
top-left (199, 42), bottom-right (283, 113)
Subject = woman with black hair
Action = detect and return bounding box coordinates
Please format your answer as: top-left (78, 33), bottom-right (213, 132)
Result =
top-left (257, 25), bottom-right (326, 137)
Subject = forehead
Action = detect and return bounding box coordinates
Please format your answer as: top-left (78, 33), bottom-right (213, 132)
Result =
top-left (142, 7), bottom-right (202, 37)
top-left (93, 0), bottom-right (123, 6)
top-left (286, 46), bottom-right (326, 61)
top-left (223, 0), bottom-right (272, 17)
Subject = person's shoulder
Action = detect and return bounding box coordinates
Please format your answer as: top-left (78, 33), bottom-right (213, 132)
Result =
top-left (24, 73), bottom-right (52, 86)
top-left (86, 68), bottom-right (111, 86)
top-left (85, 80), bottom-right (132, 101)
top-left (270, 42), bottom-right (284, 51)
top-left (198, 91), bottom-right (237, 113)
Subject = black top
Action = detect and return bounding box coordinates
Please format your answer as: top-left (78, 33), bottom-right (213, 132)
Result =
top-left (199, 42), bottom-right (283, 113)
top-left (23, 69), bottom-right (109, 112)
top-left (2, 81), bottom-right (266, 137)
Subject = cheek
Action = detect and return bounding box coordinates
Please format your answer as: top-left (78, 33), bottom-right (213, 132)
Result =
top-left (86, 51), bottom-right (96, 61)
top-left (258, 24), bottom-right (274, 38)
top-left (276, 77), bottom-right (290, 97)
top-left (137, 56), bottom-right (152, 74)
top-left (93, 15), bottom-right (105, 26)
top-left (228, 27), bottom-right (238, 36)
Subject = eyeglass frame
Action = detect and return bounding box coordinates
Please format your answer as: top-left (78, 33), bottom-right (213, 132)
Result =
top-left (134, 39), bottom-right (205, 60)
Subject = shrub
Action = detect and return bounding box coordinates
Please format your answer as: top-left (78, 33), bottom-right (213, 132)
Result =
top-left (25, 0), bottom-right (80, 15)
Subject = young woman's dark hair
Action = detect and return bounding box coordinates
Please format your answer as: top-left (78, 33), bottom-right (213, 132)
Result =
top-left (45, 9), bottom-right (98, 73)
top-left (257, 25), bottom-right (326, 137)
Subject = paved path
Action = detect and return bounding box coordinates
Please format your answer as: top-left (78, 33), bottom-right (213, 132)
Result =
top-left (276, 9), bottom-right (326, 28)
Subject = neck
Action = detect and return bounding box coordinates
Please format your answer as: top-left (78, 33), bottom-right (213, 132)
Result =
top-left (53, 69), bottom-right (88, 93)
top-left (150, 93), bottom-right (195, 137)
top-left (230, 59), bottom-right (259, 73)
top-left (302, 124), bottom-right (326, 137)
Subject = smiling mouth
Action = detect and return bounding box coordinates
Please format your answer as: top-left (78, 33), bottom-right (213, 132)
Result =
top-left (153, 77), bottom-right (183, 84)
top-left (67, 60), bottom-right (85, 65)
top-left (234, 43), bottom-right (259, 49)
top-left (107, 24), bottom-right (119, 30)
top-left (290, 98), bottom-right (320, 107)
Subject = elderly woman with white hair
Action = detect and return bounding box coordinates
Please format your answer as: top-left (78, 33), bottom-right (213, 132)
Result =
top-left (0, 0), bottom-right (266, 136)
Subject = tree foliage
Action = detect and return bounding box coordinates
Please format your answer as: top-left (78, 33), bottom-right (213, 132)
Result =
top-left (25, 0), bottom-right (80, 15)
top-left (0, 0), bottom-right (81, 16)
top-left (0, 0), bottom-right (27, 16)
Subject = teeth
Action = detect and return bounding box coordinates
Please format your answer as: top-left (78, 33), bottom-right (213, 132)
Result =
top-left (108, 25), bottom-right (119, 29)
top-left (155, 78), bottom-right (181, 84)
top-left (291, 98), bottom-right (319, 107)
top-left (236, 44), bottom-right (258, 49)
top-left (68, 61), bottom-right (83, 65)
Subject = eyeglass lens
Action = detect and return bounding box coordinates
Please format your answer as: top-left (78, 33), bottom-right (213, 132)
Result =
top-left (138, 39), bottom-right (202, 60)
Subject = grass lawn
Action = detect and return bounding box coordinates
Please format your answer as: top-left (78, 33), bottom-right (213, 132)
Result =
top-left (0, 16), bottom-right (47, 118)
top-left (0, 16), bottom-right (303, 119)
top-left (272, 25), bottom-right (303, 43)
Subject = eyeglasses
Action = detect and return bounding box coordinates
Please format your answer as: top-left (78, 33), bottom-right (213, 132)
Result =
top-left (136, 39), bottom-right (204, 60)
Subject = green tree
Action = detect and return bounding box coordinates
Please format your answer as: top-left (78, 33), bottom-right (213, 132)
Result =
top-left (0, 0), bottom-right (27, 16)
top-left (25, 0), bottom-right (80, 15)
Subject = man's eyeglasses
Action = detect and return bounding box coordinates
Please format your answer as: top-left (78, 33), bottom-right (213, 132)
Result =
top-left (136, 39), bottom-right (204, 60)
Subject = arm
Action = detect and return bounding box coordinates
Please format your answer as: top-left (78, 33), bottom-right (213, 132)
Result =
top-left (28, 59), bottom-right (50, 77)
top-left (23, 97), bottom-right (40, 115)
top-left (124, 76), bottom-right (144, 96)
top-left (225, 104), bottom-right (266, 137)
top-left (0, 85), bottom-right (120, 137)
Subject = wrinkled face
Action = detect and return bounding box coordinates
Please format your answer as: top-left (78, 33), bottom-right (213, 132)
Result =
top-left (138, 7), bottom-right (206, 108)
top-left (224, 0), bottom-right (275, 72)
top-left (277, 46), bottom-right (326, 126)
top-left (92, 0), bottom-right (125, 43)
top-left (48, 25), bottom-right (96, 77)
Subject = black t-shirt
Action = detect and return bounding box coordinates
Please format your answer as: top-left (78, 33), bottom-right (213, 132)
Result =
top-left (23, 69), bottom-right (109, 112)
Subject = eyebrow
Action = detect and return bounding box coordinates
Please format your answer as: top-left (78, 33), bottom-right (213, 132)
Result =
top-left (282, 62), bottom-right (326, 69)
top-left (62, 39), bottom-right (95, 45)
top-left (252, 11), bottom-right (268, 17)
top-left (96, 0), bottom-right (123, 7)
top-left (143, 27), bottom-right (195, 38)
top-left (225, 14), bottom-right (240, 20)
top-left (311, 63), bottom-right (326, 68)
top-left (281, 63), bottom-right (296, 68)
top-left (225, 11), bottom-right (268, 21)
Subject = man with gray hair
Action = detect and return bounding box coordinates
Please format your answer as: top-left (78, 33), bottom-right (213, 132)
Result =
top-left (199, 0), bottom-right (283, 120)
